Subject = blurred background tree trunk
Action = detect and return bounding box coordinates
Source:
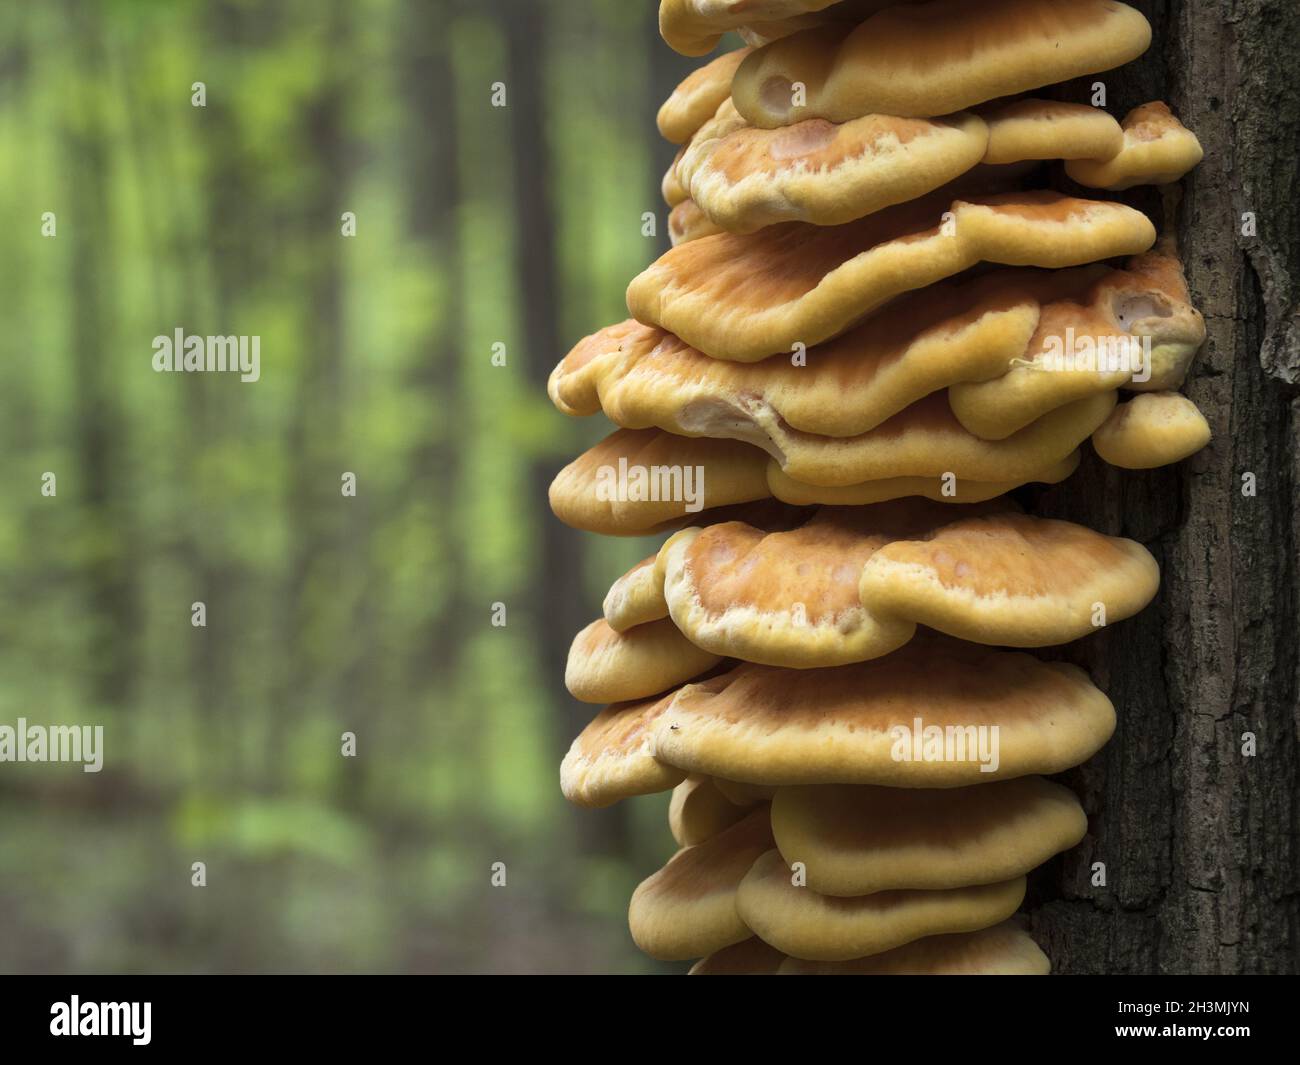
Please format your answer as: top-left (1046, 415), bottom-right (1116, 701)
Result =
top-left (1032, 0), bottom-right (1300, 974)
top-left (494, 5), bottom-right (574, 717)
top-left (66, 1), bottom-right (140, 715)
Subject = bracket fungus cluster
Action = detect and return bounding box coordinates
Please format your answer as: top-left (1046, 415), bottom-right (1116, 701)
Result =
top-left (551, 0), bottom-right (1208, 973)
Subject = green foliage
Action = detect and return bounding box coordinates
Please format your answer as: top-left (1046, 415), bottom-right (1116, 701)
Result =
top-left (0, 0), bottom-right (677, 974)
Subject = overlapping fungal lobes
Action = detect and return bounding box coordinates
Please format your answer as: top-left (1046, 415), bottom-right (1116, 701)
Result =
top-left (666, 98), bottom-right (1200, 237)
top-left (628, 190), bottom-right (1160, 360)
top-left (658, 0), bottom-right (906, 58)
top-left (551, 0), bottom-right (1209, 973)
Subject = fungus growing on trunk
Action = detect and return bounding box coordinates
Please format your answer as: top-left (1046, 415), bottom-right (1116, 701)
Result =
top-left (626, 191), bottom-right (1156, 361)
top-left (981, 99), bottom-right (1124, 166)
top-left (657, 47), bottom-right (752, 144)
top-left (677, 100), bottom-right (990, 231)
top-left (670, 96), bottom-right (1199, 234)
top-left (553, 252), bottom-right (1203, 439)
top-left (1091, 391), bottom-right (1212, 468)
top-left (769, 778), bottom-right (1086, 894)
top-left (689, 937), bottom-right (788, 975)
top-left (658, 0), bottom-right (894, 57)
top-left (670, 775), bottom-right (755, 846)
top-left (731, 0), bottom-right (1150, 124)
top-left (648, 640), bottom-right (1117, 787)
top-left (564, 616), bottom-right (721, 703)
top-left (736, 849), bottom-right (1027, 960)
top-left (1066, 102), bottom-right (1205, 191)
top-left (668, 199), bottom-right (723, 245)
top-left (560, 688), bottom-right (689, 808)
top-left (628, 807), bottom-right (774, 959)
top-left (777, 921), bottom-right (1050, 974)
top-left (552, 0), bottom-right (1207, 975)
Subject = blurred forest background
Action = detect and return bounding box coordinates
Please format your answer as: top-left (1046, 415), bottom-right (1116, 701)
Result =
top-left (0, 0), bottom-right (701, 973)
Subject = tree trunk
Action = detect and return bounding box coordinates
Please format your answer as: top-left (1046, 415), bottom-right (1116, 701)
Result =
top-left (498, 0), bottom-right (636, 859)
top-left (65, 1), bottom-right (140, 713)
top-left (1029, 0), bottom-right (1300, 974)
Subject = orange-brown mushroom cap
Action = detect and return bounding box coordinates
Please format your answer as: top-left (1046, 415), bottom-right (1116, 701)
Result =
top-left (759, 390), bottom-right (1115, 487)
top-left (981, 98), bottom-right (1124, 166)
top-left (650, 639), bottom-right (1116, 787)
top-left (689, 936), bottom-right (788, 974)
top-left (554, 274), bottom-right (1044, 434)
top-left (565, 616), bottom-right (721, 704)
top-left (764, 452), bottom-right (1081, 506)
top-left (736, 849), bottom-right (1027, 960)
top-left (669, 198), bottom-right (724, 245)
top-left (628, 807), bottom-right (774, 959)
top-left (553, 251), bottom-right (1201, 443)
top-left (1091, 391), bottom-right (1211, 468)
top-left (552, 428), bottom-right (1082, 529)
top-left (662, 148), bottom-right (689, 207)
top-left (1066, 102), bottom-right (1204, 191)
top-left (603, 554), bottom-right (672, 632)
top-left (626, 191), bottom-right (1156, 362)
top-left (678, 100), bottom-right (990, 231)
top-left (560, 688), bottom-right (688, 807)
top-left (731, 0), bottom-right (1151, 124)
top-left (770, 777), bottom-right (1087, 894)
top-left (661, 505), bottom-right (924, 667)
top-left (633, 500), bottom-right (1158, 664)
top-left (659, 0), bottom-right (886, 57)
top-left (678, 96), bottom-right (1192, 235)
top-left (777, 920), bottom-right (1050, 974)
top-left (670, 774), bottom-right (757, 846)
top-left (548, 428), bottom-right (771, 535)
top-left (858, 509), bottom-right (1159, 646)
top-left (1112, 243), bottom-right (1207, 390)
top-left (657, 47), bottom-right (752, 144)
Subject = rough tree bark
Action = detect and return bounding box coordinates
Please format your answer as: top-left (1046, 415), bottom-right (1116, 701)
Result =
top-left (1029, 0), bottom-right (1300, 974)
